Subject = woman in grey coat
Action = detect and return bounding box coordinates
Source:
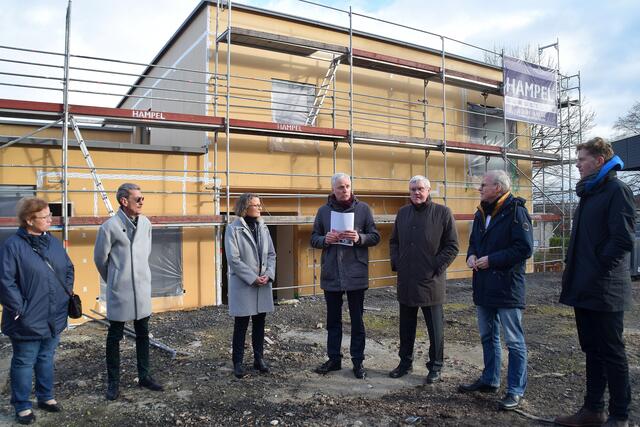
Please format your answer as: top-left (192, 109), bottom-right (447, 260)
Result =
top-left (225, 193), bottom-right (276, 378)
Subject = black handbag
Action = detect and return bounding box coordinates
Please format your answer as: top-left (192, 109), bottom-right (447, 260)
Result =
top-left (32, 247), bottom-right (83, 319)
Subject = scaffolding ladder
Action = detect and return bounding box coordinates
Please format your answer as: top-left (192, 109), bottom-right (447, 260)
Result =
top-left (305, 55), bottom-right (342, 126)
top-left (69, 116), bottom-right (115, 216)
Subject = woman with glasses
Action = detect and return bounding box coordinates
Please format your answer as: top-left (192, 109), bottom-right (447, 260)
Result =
top-left (0, 198), bottom-right (74, 425)
top-left (225, 193), bottom-right (276, 378)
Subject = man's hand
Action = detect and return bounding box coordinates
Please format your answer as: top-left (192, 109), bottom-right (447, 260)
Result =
top-left (325, 230), bottom-right (341, 244)
top-left (475, 256), bottom-right (490, 270)
top-left (467, 255), bottom-right (478, 271)
top-left (339, 230), bottom-right (359, 243)
top-left (255, 275), bottom-right (269, 286)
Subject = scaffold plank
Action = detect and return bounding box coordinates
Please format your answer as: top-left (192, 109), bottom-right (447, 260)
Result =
top-left (218, 27), bottom-right (502, 95)
top-left (352, 131), bottom-right (560, 162)
top-left (220, 27), bottom-right (347, 56)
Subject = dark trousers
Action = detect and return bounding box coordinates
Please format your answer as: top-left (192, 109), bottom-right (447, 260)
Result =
top-left (324, 289), bottom-right (366, 363)
top-left (106, 316), bottom-right (150, 384)
top-left (575, 308), bottom-right (631, 420)
top-left (398, 303), bottom-right (444, 372)
top-left (232, 313), bottom-right (266, 364)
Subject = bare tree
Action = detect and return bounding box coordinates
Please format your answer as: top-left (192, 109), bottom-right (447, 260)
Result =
top-left (611, 101), bottom-right (640, 195)
top-left (613, 101), bottom-right (640, 136)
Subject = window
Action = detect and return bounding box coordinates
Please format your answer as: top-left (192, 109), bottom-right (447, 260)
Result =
top-left (148, 228), bottom-right (183, 297)
top-left (466, 103), bottom-right (518, 184)
top-left (268, 79), bottom-right (319, 154)
top-left (0, 185), bottom-right (36, 245)
top-left (99, 227), bottom-right (183, 299)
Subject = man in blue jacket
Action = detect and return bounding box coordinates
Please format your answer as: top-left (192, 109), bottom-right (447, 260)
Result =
top-left (311, 173), bottom-right (380, 379)
top-left (555, 138), bottom-right (635, 427)
top-left (458, 169), bottom-right (533, 411)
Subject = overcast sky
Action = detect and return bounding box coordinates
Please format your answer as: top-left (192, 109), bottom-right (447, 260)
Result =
top-left (1, 0), bottom-right (638, 139)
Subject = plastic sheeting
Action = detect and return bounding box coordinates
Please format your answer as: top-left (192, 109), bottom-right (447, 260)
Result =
top-left (100, 227), bottom-right (183, 300)
top-left (466, 103), bottom-right (516, 177)
top-left (0, 186), bottom-right (35, 246)
top-left (268, 79), bottom-right (320, 154)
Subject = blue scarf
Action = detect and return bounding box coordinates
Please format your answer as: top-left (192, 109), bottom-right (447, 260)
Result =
top-left (584, 155), bottom-right (624, 192)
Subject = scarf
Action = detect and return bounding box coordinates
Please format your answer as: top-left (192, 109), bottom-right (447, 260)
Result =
top-left (329, 194), bottom-right (354, 210)
top-left (575, 155), bottom-right (624, 197)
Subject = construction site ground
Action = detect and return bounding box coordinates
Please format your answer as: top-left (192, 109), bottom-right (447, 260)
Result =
top-left (0, 272), bottom-right (638, 426)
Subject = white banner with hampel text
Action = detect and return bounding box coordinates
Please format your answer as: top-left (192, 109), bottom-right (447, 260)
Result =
top-left (503, 56), bottom-right (558, 127)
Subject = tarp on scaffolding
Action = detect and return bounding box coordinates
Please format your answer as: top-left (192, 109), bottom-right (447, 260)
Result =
top-left (503, 56), bottom-right (557, 127)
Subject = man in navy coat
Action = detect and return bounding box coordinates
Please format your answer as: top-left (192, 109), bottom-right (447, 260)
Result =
top-left (458, 169), bottom-right (533, 411)
top-left (555, 138), bottom-right (635, 427)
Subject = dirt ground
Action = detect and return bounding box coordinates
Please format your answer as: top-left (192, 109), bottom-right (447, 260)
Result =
top-left (0, 272), bottom-right (638, 426)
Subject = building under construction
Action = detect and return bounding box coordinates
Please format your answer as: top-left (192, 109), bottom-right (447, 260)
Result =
top-left (0, 0), bottom-right (581, 318)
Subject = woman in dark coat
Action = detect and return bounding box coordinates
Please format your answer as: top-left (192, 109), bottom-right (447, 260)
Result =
top-left (225, 193), bottom-right (276, 379)
top-left (0, 198), bottom-right (74, 425)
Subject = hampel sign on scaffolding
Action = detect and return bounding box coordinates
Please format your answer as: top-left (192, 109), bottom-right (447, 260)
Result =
top-left (503, 56), bottom-right (558, 127)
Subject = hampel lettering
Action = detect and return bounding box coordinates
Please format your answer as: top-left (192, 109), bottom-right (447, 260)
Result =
top-left (277, 123), bottom-right (303, 132)
top-left (131, 110), bottom-right (167, 120)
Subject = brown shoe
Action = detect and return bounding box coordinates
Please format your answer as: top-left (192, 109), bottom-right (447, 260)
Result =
top-left (554, 407), bottom-right (607, 426)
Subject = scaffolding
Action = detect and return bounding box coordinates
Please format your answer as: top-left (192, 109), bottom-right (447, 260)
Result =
top-left (0, 0), bottom-right (577, 304)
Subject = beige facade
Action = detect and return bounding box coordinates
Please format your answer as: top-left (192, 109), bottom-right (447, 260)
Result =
top-left (0, 1), bottom-right (540, 317)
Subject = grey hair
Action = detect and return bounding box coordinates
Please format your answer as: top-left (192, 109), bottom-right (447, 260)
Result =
top-left (116, 183), bottom-right (141, 206)
top-left (409, 175), bottom-right (431, 189)
top-left (331, 173), bottom-right (351, 188)
top-left (234, 192), bottom-right (260, 217)
top-left (485, 170), bottom-right (511, 193)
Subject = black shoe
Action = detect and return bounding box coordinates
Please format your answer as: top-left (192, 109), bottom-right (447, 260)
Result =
top-left (498, 393), bottom-right (521, 410)
top-left (426, 370), bottom-right (442, 384)
top-left (15, 410), bottom-right (35, 425)
top-left (234, 363), bottom-right (249, 379)
top-left (37, 400), bottom-right (63, 412)
top-left (353, 362), bottom-right (366, 379)
top-left (139, 376), bottom-right (164, 391)
top-left (105, 381), bottom-right (119, 401)
top-left (458, 379), bottom-right (499, 393)
top-left (315, 359), bottom-right (341, 375)
top-left (253, 358), bottom-right (270, 373)
top-left (389, 363), bottom-right (412, 378)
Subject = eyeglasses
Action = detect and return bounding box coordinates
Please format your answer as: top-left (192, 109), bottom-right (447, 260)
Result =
top-left (410, 187), bottom-right (429, 193)
top-left (34, 213), bottom-right (53, 220)
top-left (479, 183), bottom-right (497, 189)
top-left (248, 204), bottom-right (263, 209)
top-left (133, 196), bottom-right (144, 203)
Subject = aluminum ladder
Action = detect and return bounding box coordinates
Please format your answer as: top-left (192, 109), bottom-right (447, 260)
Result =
top-left (305, 55), bottom-right (342, 126)
top-left (69, 116), bottom-right (115, 216)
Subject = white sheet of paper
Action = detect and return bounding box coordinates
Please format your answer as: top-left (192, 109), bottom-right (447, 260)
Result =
top-left (330, 211), bottom-right (355, 246)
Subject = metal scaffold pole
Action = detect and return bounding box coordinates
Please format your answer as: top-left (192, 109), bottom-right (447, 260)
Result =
top-left (501, 49), bottom-right (509, 173)
top-left (62, 0), bottom-right (72, 247)
top-left (349, 6), bottom-right (354, 183)
top-left (225, 0), bottom-right (232, 224)
top-left (441, 36), bottom-right (447, 207)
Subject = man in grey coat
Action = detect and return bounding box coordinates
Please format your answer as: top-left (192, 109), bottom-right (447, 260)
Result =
top-left (94, 183), bottom-right (163, 401)
top-left (311, 173), bottom-right (380, 379)
top-left (389, 175), bottom-right (459, 384)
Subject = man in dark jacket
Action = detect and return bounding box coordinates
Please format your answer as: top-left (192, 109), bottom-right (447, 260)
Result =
top-left (458, 169), bottom-right (533, 411)
top-left (555, 138), bottom-right (635, 427)
top-left (311, 173), bottom-right (380, 379)
top-left (388, 175), bottom-right (459, 384)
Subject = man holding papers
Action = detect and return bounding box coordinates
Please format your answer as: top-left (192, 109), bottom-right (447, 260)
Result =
top-left (311, 173), bottom-right (380, 379)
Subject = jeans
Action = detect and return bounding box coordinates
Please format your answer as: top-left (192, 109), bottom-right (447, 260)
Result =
top-left (232, 313), bottom-right (266, 364)
top-left (10, 335), bottom-right (61, 413)
top-left (476, 306), bottom-right (527, 396)
top-left (106, 316), bottom-right (150, 383)
top-left (398, 303), bottom-right (444, 372)
top-left (325, 289), bottom-right (366, 363)
top-left (575, 308), bottom-right (630, 420)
